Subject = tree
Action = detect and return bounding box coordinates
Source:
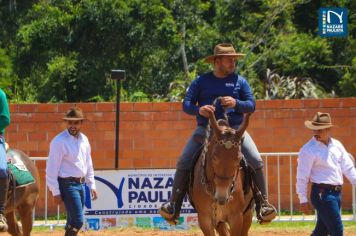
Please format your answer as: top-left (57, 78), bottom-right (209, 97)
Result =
top-left (0, 48), bottom-right (14, 97)
top-left (1, 0), bottom-right (354, 102)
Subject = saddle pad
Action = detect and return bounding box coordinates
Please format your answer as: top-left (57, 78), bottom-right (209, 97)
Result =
top-left (7, 163), bottom-right (35, 186)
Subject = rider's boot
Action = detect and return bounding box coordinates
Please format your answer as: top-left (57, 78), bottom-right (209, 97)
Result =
top-left (0, 177), bottom-right (9, 232)
top-left (64, 226), bottom-right (80, 236)
top-left (159, 169), bottom-right (189, 225)
top-left (253, 168), bottom-right (277, 224)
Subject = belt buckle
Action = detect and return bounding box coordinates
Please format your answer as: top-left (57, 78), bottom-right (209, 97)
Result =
top-left (335, 185), bottom-right (342, 191)
top-left (79, 177), bottom-right (85, 184)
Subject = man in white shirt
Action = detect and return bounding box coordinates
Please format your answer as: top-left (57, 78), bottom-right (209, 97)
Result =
top-left (296, 112), bottom-right (356, 236)
top-left (46, 107), bottom-right (98, 236)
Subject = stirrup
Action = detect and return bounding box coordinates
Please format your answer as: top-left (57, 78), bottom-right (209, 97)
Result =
top-left (0, 214), bottom-right (8, 232)
top-left (159, 202), bottom-right (179, 225)
top-left (257, 202), bottom-right (277, 224)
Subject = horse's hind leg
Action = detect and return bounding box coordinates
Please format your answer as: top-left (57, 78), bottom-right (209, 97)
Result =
top-left (17, 200), bottom-right (35, 236)
top-left (216, 222), bottom-right (230, 236)
top-left (6, 211), bottom-right (22, 236)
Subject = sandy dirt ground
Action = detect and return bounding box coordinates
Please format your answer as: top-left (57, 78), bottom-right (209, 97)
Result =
top-left (3, 228), bottom-right (356, 236)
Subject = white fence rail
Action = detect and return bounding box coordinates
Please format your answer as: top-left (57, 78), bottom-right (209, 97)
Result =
top-left (30, 152), bottom-right (356, 227)
top-left (262, 152), bottom-right (356, 222)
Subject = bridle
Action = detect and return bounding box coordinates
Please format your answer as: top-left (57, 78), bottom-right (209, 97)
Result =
top-left (200, 129), bottom-right (243, 202)
top-left (200, 97), bottom-right (244, 202)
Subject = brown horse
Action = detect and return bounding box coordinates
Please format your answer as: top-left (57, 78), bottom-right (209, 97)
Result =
top-left (190, 112), bottom-right (254, 236)
top-left (5, 148), bottom-right (40, 236)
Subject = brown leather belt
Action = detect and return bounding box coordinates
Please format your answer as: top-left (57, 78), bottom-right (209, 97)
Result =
top-left (59, 176), bottom-right (85, 184)
top-left (313, 183), bottom-right (342, 191)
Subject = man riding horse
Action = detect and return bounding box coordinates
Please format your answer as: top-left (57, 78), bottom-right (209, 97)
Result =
top-left (159, 43), bottom-right (277, 224)
top-left (0, 88), bottom-right (10, 231)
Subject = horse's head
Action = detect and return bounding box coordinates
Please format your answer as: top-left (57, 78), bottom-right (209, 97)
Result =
top-left (207, 111), bottom-right (251, 205)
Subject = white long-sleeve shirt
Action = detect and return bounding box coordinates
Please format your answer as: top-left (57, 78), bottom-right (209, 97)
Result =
top-left (296, 137), bottom-right (356, 203)
top-left (46, 129), bottom-right (96, 196)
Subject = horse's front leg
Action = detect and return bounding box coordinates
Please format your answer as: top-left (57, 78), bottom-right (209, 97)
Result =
top-left (228, 212), bottom-right (244, 236)
top-left (198, 213), bottom-right (216, 236)
top-left (240, 209), bottom-right (253, 236)
top-left (6, 211), bottom-right (22, 236)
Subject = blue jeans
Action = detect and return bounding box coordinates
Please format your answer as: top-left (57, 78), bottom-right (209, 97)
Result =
top-left (58, 178), bottom-right (85, 230)
top-left (176, 126), bottom-right (263, 170)
top-left (0, 137), bottom-right (7, 179)
top-left (310, 184), bottom-right (343, 236)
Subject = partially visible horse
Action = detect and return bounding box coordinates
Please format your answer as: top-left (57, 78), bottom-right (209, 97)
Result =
top-left (5, 148), bottom-right (40, 236)
top-left (190, 112), bottom-right (254, 236)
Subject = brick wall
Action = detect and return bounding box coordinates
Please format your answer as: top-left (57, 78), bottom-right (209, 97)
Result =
top-left (6, 98), bottom-right (356, 215)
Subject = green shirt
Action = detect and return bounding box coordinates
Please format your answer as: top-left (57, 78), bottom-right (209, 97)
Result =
top-left (0, 88), bottom-right (10, 135)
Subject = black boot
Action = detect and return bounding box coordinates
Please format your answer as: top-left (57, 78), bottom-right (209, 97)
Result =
top-left (253, 168), bottom-right (277, 224)
top-left (159, 169), bottom-right (189, 225)
top-left (64, 226), bottom-right (79, 236)
top-left (0, 177), bottom-right (9, 232)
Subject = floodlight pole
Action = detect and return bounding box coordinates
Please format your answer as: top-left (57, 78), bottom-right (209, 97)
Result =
top-left (111, 69), bottom-right (125, 169)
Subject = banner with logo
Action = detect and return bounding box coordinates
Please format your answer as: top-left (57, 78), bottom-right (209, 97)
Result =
top-left (83, 169), bottom-right (198, 230)
top-left (318, 8), bottom-right (348, 37)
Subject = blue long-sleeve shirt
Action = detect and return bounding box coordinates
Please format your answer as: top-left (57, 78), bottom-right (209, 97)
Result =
top-left (183, 72), bottom-right (255, 127)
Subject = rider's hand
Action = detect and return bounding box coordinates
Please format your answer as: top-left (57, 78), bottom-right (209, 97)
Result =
top-left (91, 189), bottom-right (98, 200)
top-left (199, 105), bottom-right (215, 118)
top-left (220, 96), bottom-right (236, 108)
top-left (53, 195), bottom-right (62, 205)
top-left (300, 202), bottom-right (313, 215)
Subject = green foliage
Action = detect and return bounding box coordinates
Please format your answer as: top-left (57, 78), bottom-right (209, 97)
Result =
top-left (338, 57), bottom-right (356, 97)
top-left (265, 33), bottom-right (334, 90)
top-left (0, 48), bottom-right (14, 96)
top-left (129, 91), bottom-right (150, 102)
top-left (264, 69), bottom-right (328, 99)
top-left (39, 53), bottom-right (79, 102)
top-left (0, 0), bottom-right (354, 102)
top-left (167, 70), bottom-right (196, 102)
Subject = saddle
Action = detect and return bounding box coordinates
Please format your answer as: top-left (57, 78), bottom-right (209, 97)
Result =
top-left (6, 150), bottom-right (35, 188)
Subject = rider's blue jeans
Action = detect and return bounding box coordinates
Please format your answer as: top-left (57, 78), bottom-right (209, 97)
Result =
top-left (58, 178), bottom-right (85, 230)
top-left (0, 137), bottom-right (8, 179)
top-left (176, 125), bottom-right (263, 171)
top-left (310, 184), bottom-right (343, 236)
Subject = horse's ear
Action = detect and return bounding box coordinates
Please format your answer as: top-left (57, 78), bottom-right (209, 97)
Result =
top-left (236, 113), bottom-right (252, 139)
top-left (209, 110), bottom-right (222, 133)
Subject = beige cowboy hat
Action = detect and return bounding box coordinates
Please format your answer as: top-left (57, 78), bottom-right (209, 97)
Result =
top-left (204, 43), bottom-right (245, 63)
top-left (62, 107), bottom-right (86, 121)
top-left (304, 112), bottom-right (333, 130)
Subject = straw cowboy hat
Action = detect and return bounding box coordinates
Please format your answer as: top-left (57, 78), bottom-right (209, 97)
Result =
top-left (204, 43), bottom-right (245, 63)
top-left (304, 112), bottom-right (333, 130)
top-left (62, 107), bottom-right (86, 121)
